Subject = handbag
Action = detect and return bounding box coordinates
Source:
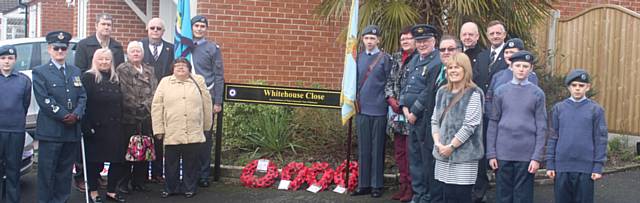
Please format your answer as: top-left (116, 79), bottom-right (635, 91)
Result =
top-left (125, 124), bottom-right (156, 162)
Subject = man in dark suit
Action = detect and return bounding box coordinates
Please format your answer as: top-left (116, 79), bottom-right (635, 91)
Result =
top-left (485, 20), bottom-right (509, 84)
top-left (75, 13), bottom-right (125, 72)
top-left (460, 21), bottom-right (491, 203)
top-left (33, 31), bottom-right (87, 203)
top-left (141, 17), bottom-right (174, 183)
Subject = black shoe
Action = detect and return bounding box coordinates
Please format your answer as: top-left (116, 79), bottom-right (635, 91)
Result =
top-left (117, 186), bottom-right (130, 195)
top-left (184, 192), bottom-right (196, 198)
top-left (350, 187), bottom-right (371, 196)
top-left (91, 196), bottom-right (103, 203)
top-left (160, 192), bottom-right (170, 198)
top-left (106, 193), bottom-right (126, 202)
top-left (371, 188), bottom-right (383, 198)
top-left (198, 179), bottom-right (210, 187)
top-left (132, 184), bottom-right (151, 192)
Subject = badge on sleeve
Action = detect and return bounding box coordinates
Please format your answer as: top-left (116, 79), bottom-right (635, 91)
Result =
top-left (73, 76), bottom-right (82, 87)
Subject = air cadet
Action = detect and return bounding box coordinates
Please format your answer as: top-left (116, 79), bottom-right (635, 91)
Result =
top-left (0, 45), bottom-right (31, 203)
top-left (33, 31), bottom-right (87, 203)
top-left (350, 25), bottom-right (392, 198)
top-left (190, 15), bottom-right (225, 188)
top-left (399, 24), bottom-right (442, 203)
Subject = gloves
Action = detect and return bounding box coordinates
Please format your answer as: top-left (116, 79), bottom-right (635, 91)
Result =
top-left (387, 97), bottom-right (401, 113)
top-left (62, 114), bottom-right (78, 125)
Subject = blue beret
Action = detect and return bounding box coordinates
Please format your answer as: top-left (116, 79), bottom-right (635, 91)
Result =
top-left (510, 50), bottom-right (535, 64)
top-left (0, 45), bottom-right (17, 57)
top-left (361, 25), bottom-right (380, 36)
top-left (46, 31), bottom-right (72, 48)
top-left (505, 38), bottom-right (524, 50)
top-left (411, 24), bottom-right (438, 40)
top-left (191, 15), bottom-right (208, 26)
top-left (565, 69), bottom-right (590, 86)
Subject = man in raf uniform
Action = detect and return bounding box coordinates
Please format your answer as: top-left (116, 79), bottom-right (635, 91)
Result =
top-left (400, 24), bottom-right (442, 203)
top-left (33, 31), bottom-right (87, 203)
top-left (0, 45), bottom-right (31, 203)
top-left (350, 25), bottom-right (392, 198)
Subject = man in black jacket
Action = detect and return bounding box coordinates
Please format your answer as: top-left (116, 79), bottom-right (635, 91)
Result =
top-left (75, 13), bottom-right (125, 72)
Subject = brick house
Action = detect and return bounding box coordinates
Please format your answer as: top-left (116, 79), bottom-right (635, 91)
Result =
top-left (24, 0), bottom-right (640, 89)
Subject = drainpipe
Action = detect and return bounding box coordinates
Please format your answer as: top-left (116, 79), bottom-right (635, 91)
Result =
top-left (18, 0), bottom-right (28, 38)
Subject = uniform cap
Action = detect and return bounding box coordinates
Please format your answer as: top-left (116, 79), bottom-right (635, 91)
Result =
top-left (0, 45), bottom-right (17, 57)
top-left (361, 25), bottom-right (381, 36)
top-left (510, 50), bottom-right (535, 64)
top-left (411, 24), bottom-right (438, 40)
top-left (46, 31), bottom-right (72, 48)
top-left (565, 68), bottom-right (590, 86)
top-left (505, 38), bottom-right (524, 50)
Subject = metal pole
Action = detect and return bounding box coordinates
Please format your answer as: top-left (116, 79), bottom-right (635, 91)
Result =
top-left (344, 118), bottom-right (353, 191)
top-left (80, 137), bottom-right (89, 203)
top-left (213, 103), bottom-right (223, 181)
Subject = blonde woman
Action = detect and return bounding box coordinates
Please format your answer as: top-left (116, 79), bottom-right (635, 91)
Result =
top-left (430, 53), bottom-right (484, 203)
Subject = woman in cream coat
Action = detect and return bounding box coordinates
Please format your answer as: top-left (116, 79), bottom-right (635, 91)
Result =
top-left (152, 58), bottom-right (212, 198)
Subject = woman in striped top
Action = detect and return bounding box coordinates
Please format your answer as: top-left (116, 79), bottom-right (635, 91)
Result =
top-left (430, 53), bottom-right (485, 203)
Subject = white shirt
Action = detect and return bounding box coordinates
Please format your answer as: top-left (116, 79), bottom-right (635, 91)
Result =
top-left (490, 43), bottom-right (505, 62)
top-left (148, 42), bottom-right (164, 56)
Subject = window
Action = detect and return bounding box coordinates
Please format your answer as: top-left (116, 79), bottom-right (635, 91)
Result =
top-left (12, 43), bottom-right (33, 71)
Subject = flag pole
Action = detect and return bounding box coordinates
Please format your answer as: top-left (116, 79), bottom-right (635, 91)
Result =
top-left (344, 117), bottom-right (353, 191)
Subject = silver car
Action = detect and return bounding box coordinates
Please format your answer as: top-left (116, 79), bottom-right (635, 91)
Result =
top-left (0, 37), bottom-right (78, 176)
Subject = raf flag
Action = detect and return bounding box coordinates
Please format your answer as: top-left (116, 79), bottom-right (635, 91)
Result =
top-left (340, 0), bottom-right (359, 125)
top-left (174, 0), bottom-right (193, 60)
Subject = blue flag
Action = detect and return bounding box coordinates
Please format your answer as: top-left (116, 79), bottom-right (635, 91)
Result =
top-left (174, 0), bottom-right (193, 60)
top-left (340, 0), bottom-right (359, 125)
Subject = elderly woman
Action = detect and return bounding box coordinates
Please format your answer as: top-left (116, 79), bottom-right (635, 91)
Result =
top-left (430, 53), bottom-right (484, 203)
top-left (116, 41), bottom-right (158, 193)
top-left (81, 48), bottom-right (126, 202)
top-left (152, 58), bottom-right (212, 198)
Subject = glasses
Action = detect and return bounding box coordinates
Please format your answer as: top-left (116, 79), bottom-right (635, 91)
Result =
top-left (439, 47), bottom-right (458, 52)
top-left (570, 83), bottom-right (587, 88)
top-left (149, 26), bottom-right (163, 31)
top-left (53, 46), bottom-right (68, 51)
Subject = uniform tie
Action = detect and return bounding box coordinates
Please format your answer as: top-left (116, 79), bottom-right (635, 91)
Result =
top-left (59, 65), bottom-right (66, 77)
top-left (152, 44), bottom-right (160, 61)
top-left (490, 50), bottom-right (497, 63)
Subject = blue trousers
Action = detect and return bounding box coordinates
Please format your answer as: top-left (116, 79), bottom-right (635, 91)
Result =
top-left (37, 140), bottom-right (79, 203)
top-left (408, 117), bottom-right (437, 203)
top-left (355, 114), bottom-right (386, 189)
top-left (495, 160), bottom-right (534, 203)
top-left (0, 132), bottom-right (26, 203)
top-left (554, 172), bottom-right (594, 203)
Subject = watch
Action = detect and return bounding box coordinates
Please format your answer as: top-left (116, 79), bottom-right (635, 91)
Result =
top-left (448, 144), bottom-right (456, 149)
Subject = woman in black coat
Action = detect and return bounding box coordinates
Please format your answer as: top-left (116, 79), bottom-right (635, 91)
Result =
top-left (81, 48), bottom-right (126, 202)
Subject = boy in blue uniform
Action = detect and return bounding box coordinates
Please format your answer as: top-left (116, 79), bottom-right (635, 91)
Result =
top-left (486, 51), bottom-right (547, 203)
top-left (545, 69), bottom-right (608, 203)
top-left (33, 31), bottom-right (87, 203)
top-left (0, 45), bottom-right (31, 203)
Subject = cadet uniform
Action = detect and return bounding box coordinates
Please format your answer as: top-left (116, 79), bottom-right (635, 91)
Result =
top-left (351, 25), bottom-right (392, 198)
top-left (0, 45), bottom-right (31, 203)
top-left (33, 31), bottom-right (87, 203)
top-left (399, 24), bottom-right (442, 203)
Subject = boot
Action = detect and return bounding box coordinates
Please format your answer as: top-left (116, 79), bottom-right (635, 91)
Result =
top-left (399, 184), bottom-right (413, 202)
top-left (392, 184), bottom-right (406, 200)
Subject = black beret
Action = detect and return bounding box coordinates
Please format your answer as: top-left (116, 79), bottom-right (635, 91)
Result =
top-left (361, 25), bottom-right (381, 36)
top-left (565, 69), bottom-right (590, 86)
top-left (191, 15), bottom-right (208, 26)
top-left (505, 38), bottom-right (524, 50)
top-left (411, 24), bottom-right (438, 40)
top-left (0, 45), bottom-right (17, 57)
top-left (510, 50), bottom-right (535, 64)
top-left (46, 31), bottom-right (72, 48)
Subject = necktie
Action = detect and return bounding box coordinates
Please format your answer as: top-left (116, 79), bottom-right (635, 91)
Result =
top-left (59, 66), bottom-right (66, 77)
top-left (490, 50), bottom-right (497, 62)
top-left (152, 44), bottom-right (160, 61)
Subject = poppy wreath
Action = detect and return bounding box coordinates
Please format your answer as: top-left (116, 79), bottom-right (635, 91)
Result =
top-left (240, 159), bottom-right (279, 188)
top-left (280, 162), bottom-right (308, 191)
top-left (305, 162), bottom-right (334, 192)
top-left (333, 160), bottom-right (359, 192)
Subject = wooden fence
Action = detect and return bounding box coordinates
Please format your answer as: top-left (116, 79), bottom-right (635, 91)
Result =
top-left (541, 5), bottom-right (640, 135)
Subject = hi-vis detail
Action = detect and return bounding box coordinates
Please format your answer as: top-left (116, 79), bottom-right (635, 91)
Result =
top-left (224, 83), bottom-right (340, 109)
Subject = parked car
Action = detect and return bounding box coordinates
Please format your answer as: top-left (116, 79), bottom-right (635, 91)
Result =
top-left (0, 37), bottom-right (78, 176)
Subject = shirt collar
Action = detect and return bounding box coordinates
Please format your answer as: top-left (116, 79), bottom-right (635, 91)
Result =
top-left (51, 60), bottom-right (65, 69)
top-left (1, 69), bottom-right (18, 77)
top-left (194, 38), bottom-right (207, 45)
top-left (491, 43), bottom-right (505, 54)
top-left (569, 96), bottom-right (588, 103)
top-left (510, 76), bottom-right (531, 86)
top-left (366, 47), bottom-right (380, 55)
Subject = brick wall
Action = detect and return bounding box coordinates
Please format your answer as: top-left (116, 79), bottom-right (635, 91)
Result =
top-left (553, 0), bottom-right (640, 17)
top-left (38, 0), bottom-right (74, 36)
top-left (199, 0), bottom-right (347, 89)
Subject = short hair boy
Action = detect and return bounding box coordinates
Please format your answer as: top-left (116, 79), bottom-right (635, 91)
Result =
top-left (545, 69), bottom-right (608, 203)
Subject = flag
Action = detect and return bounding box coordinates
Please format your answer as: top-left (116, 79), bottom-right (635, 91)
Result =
top-left (174, 0), bottom-right (194, 60)
top-left (340, 0), bottom-right (359, 125)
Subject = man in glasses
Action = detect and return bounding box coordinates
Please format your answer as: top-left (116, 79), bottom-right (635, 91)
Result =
top-left (75, 13), bottom-right (125, 72)
top-left (33, 31), bottom-right (87, 203)
top-left (141, 17), bottom-right (174, 184)
top-left (189, 15), bottom-right (224, 188)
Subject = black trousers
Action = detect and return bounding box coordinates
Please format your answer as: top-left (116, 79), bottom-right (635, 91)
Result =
top-left (198, 131), bottom-right (213, 180)
top-left (37, 141), bottom-right (78, 203)
top-left (86, 162), bottom-right (125, 193)
top-left (495, 160), bottom-right (534, 203)
top-left (121, 120), bottom-right (153, 188)
top-left (554, 172), bottom-right (594, 203)
top-left (165, 143), bottom-right (202, 194)
top-left (432, 180), bottom-right (473, 203)
top-left (151, 137), bottom-right (164, 178)
top-left (0, 132), bottom-right (26, 203)
top-left (472, 116), bottom-right (490, 202)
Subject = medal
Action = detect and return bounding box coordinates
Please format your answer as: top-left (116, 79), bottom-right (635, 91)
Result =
top-left (73, 76), bottom-right (82, 87)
